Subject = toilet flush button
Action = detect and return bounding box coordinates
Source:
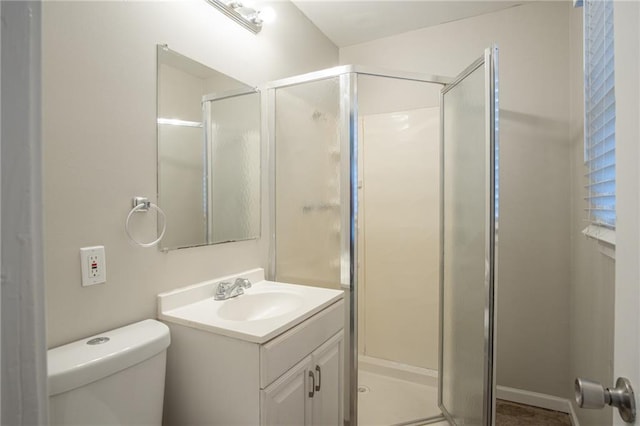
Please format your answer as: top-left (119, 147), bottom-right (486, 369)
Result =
top-left (87, 337), bottom-right (110, 345)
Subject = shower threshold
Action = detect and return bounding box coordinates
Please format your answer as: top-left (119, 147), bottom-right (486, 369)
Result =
top-left (358, 356), bottom-right (441, 426)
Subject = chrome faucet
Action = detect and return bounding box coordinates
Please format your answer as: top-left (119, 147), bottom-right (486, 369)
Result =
top-left (214, 278), bottom-right (252, 300)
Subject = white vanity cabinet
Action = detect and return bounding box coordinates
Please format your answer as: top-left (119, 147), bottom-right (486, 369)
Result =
top-left (160, 277), bottom-right (344, 426)
top-left (261, 356), bottom-right (310, 425)
top-left (262, 331), bottom-right (343, 426)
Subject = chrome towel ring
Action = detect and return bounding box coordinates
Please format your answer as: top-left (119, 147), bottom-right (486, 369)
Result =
top-left (125, 196), bottom-right (166, 248)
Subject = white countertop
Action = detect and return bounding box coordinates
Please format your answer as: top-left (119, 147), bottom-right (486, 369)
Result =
top-left (158, 269), bottom-right (344, 344)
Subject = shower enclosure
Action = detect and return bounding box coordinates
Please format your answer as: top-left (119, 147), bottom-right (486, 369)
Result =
top-left (265, 46), bottom-right (498, 426)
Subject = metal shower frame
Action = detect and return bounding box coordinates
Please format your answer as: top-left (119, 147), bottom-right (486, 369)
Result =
top-left (263, 58), bottom-right (498, 426)
top-left (263, 64), bottom-right (450, 426)
top-left (438, 46), bottom-right (499, 426)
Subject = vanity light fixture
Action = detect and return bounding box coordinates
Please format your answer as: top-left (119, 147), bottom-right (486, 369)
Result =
top-left (204, 0), bottom-right (265, 34)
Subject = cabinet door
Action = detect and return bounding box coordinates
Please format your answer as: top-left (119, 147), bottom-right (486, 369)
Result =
top-left (261, 356), bottom-right (313, 426)
top-left (311, 332), bottom-right (344, 426)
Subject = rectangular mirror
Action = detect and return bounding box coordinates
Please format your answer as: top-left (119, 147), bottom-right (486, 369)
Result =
top-left (157, 45), bottom-right (261, 250)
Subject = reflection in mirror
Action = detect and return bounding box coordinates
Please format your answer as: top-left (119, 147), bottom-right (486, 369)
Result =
top-left (205, 91), bottom-right (261, 244)
top-left (157, 45), bottom-right (261, 250)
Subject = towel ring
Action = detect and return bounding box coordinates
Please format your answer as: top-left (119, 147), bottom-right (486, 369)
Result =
top-left (125, 197), bottom-right (167, 248)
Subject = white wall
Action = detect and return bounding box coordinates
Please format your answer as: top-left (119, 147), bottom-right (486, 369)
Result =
top-left (341, 1), bottom-right (573, 398)
top-left (42, 0), bottom-right (338, 348)
top-left (568, 5), bottom-right (615, 425)
top-left (158, 124), bottom-right (206, 248)
top-left (157, 62), bottom-right (209, 249)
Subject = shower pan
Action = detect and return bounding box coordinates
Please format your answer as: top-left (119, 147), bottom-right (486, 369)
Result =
top-left (265, 46), bottom-right (499, 426)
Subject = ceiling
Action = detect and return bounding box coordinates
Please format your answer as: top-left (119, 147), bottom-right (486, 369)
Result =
top-left (289, 1), bottom-right (528, 47)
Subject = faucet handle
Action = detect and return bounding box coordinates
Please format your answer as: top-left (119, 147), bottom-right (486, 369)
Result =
top-left (214, 281), bottom-right (231, 300)
top-left (235, 277), bottom-right (252, 289)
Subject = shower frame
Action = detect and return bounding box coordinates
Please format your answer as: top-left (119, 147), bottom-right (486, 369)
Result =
top-left (264, 65), bottom-right (450, 426)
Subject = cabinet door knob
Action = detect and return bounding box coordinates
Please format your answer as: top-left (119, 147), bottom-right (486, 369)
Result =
top-left (308, 371), bottom-right (315, 398)
top-left (315, 366), bottom-right (321, 392)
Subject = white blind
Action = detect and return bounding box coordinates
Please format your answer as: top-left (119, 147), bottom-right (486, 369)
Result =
top-left (584, 0), bottom-right (616, 228)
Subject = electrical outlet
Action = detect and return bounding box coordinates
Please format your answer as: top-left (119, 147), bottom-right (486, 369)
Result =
top-left (80, 246), bottom-right (106, 286)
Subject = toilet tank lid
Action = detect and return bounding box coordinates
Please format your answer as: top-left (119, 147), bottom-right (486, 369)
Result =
top-left (48, 319), bottom-right (170, 397)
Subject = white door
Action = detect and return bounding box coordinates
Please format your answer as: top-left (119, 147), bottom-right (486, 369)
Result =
top-left (261, 356), bottom-right (312, 426)
top-left (612, 1), bottom-right (640, 425)
top-left (311, 332), bottom-right (344, 426)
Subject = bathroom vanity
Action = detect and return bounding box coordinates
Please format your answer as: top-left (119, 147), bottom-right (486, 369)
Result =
top-left (158, 268), bottom-right (344, 425)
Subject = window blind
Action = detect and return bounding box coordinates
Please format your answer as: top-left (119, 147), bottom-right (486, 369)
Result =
top-left (584, 0), bottom-right (616, 228)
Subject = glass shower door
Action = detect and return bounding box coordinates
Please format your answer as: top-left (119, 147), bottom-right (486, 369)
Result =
top-left (439, 46), bottom-right (499, 426)
top-left (270, 76), bottom-right (343, 289)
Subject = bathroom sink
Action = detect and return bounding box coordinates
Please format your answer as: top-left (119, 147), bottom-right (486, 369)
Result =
top-left (157, 268), bottom-right (343, 343)
top-left (217, 291), bottom-right (304, 321)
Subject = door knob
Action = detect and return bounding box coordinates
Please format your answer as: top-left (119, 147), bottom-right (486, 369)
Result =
top-left (575, 377), bottom-right (636, 423)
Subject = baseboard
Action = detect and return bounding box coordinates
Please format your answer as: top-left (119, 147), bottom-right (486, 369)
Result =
top-left (358, 355), bottom-right (438, 387)
top-left (567, 399), bottom-right (581, 426)
top-left (497, 386), bottom-right (581, 426)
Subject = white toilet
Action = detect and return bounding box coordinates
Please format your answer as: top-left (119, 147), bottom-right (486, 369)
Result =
top-left (47, 319), bottom-right (171, 425)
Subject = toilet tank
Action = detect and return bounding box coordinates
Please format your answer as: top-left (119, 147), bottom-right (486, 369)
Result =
top-left (48, 319), bottom-right (171, 426)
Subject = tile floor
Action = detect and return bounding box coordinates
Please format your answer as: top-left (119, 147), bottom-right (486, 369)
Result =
top-left (495, 400), bottom-right (571, 426)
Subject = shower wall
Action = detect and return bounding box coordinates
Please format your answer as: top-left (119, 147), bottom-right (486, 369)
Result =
top-left (355, 76), bottom-right (441, 371)
top-left (358, 106), bottom-right (440, 370)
